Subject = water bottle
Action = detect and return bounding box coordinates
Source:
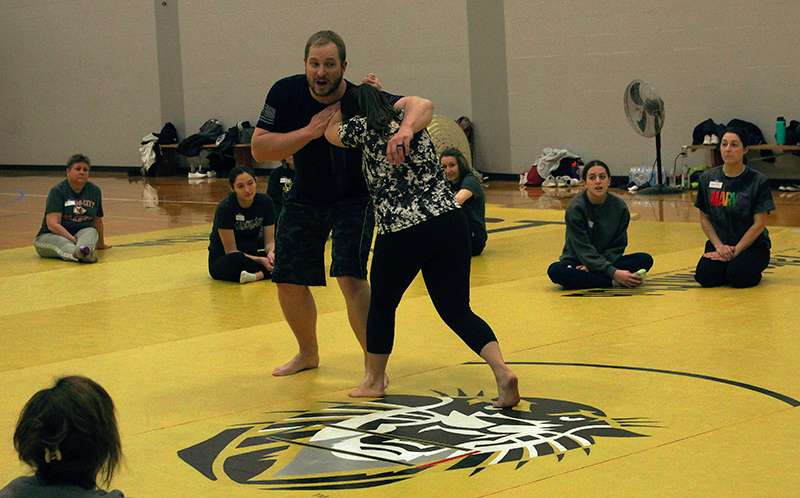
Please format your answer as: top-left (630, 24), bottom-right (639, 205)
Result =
top-left (776, 116), bottom-right (786, 145)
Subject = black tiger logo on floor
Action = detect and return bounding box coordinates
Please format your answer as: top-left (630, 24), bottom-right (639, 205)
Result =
top-left (178, 391), bottom-right (657, 491)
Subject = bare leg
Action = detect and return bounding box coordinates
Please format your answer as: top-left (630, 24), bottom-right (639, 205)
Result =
top-left (337, 276), bottom-right (390, 388)
top-left (350, 353), bottom-right (390, 398)
top-left (336, 276), bottom-right (369, 352)
top-left (273, 283), bottom-right (320, 376)
top-left (479, 342), bottom-right (520, 408)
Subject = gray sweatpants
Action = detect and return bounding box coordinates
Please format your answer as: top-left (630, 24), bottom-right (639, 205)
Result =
top-left (34, 227), bottom-right (99, 263)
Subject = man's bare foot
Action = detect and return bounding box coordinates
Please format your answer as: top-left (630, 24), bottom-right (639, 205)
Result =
top-left (272, 353), bottom-right (319, 376)
top-left (349, 376), bottom-right (386, 398)
top-left (492, 369), bottom-right (520, 408)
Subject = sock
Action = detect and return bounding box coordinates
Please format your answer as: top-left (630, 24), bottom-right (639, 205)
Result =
top-left (239, 271), bottom-right (259, 284)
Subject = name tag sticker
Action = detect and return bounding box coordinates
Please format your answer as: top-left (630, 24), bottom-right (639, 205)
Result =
top-left (64, 199), bottom-right (76, 206)
top-left (709, 180), bottom-right (723, 189)
top-left (235, 214), bottom-right (245, 221)
top-left (280, 177), bottom-right (291, 184)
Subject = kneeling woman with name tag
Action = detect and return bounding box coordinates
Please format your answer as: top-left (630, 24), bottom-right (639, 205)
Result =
top-left (208, 166), bottom-right (276, 284)
top-left (694, 127), bottom-right (775, 288)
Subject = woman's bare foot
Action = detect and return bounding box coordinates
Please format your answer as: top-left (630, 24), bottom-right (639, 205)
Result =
top-left (492, 369), bottom-right (520, 408)
top-left (272, 353), bottom-right (319, 376)
top-left (349, 375), bottom-right (386, 398)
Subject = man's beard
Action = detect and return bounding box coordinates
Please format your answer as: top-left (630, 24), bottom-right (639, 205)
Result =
top-left (308, 72), bottom-right (343, 98)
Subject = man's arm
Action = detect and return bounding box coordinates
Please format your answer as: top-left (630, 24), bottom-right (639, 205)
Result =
top-left (251, 104), bottom-right (340, 162)
top-left (386, 96), bottom-right (434, 165)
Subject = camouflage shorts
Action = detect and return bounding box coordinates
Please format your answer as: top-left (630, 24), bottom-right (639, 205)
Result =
top-left (272, 199), bottom-right (374, 286)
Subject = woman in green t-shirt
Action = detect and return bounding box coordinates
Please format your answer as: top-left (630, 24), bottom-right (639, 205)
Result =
top-left (33, 154), bottom-right (111, 263)
top-left (694, 127), bottom-right (774, 287)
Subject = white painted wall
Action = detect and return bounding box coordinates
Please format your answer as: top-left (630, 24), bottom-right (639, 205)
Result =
top-left (177, 0), bottom-right (472, 137)
top-left (504, 0), bottom-right (800, 176)
top-left (2, 0), bottom-right (798, 177)
top-left (0, 1), bottom-right (162, 166)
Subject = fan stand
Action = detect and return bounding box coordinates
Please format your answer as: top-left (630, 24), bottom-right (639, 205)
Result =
top-left (639, 133), bottom-right (684, 195)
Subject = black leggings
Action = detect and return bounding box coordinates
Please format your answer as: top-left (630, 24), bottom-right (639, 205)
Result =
top-left (367, 209), bottom-right (497, 355)
top-left (695, 241), bottom-right (770, 288)
top-left (208, 252), bottom-right (270, 282)
top-left (547, 253), bottom-right (654, 290)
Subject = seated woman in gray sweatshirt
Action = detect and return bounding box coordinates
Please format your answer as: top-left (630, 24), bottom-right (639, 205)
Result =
top-left (547, 160), bottom-right (653, 289)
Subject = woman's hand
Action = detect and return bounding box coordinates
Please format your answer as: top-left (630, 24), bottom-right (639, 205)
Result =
top-left (361, 72), bottom-right (382, 90)
top-left (266, 250), bottom-right (275, 271)
top-left (714, 243), bottom-right (735, 260)
top-left (613, 269), bottom-right (643, 288)
top-left (386, 125), bottom-right (413, 166)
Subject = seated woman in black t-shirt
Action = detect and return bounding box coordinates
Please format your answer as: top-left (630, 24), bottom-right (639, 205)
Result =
top-left (208, 166), bottom-right (276, 284)
top-left (440, 147), bottom-right (487, 255)
top-left (694, 127), bottom-right (774, 288)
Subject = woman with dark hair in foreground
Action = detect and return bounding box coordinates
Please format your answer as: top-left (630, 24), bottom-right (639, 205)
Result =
top-left (0, 376), bottom-right (124, 497)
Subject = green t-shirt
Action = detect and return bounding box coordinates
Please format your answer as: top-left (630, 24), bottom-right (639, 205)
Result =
top-left (452, 174), bottom-right (487, 242)
top-left (37, 180), bottom-right (104, 236)
top-left (560, 192), bottom-right (630, 277)
top-left (694, 166), bottom-right (774, 248)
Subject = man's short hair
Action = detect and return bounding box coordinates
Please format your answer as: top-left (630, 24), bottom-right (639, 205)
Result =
top-left (304, 30), bottom-right (346, 63)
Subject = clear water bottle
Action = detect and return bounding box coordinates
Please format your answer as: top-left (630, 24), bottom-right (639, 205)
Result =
top-left (776, 116), bottom-right (786, 145)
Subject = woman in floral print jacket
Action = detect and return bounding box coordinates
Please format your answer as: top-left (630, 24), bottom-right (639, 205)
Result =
top-left (325, 84), bottom-right (519, 407)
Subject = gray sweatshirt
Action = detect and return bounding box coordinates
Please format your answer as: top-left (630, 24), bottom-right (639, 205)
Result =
top-left (559, 192), bottom-right (630, 278)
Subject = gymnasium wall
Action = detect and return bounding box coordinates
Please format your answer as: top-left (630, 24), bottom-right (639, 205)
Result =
top-left (175, 0), bottom-right (472, 154)
top-left (503, 0), bottom-right (800, 177)
top-left (2, 0), bottom-right (799, 177)
top-left (0, 1), bottom-right (162, 167)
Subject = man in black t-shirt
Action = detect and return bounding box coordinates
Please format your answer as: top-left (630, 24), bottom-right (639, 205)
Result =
top-left (251, 30), bottom-right (433, 376)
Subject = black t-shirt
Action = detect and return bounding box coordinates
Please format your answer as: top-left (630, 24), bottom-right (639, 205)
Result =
top-left (208, 192), bottom-right (275, 260)
top-left (266, 164), bottom-right (295, 217)
top-left (452, 174), bottom-right (487, 242)
top-left (695, 166), bottom-right (774, 248)
top-left (256, 74), bottom-right (399, 205)
top-left (37, 180), bottom-right (104, 236)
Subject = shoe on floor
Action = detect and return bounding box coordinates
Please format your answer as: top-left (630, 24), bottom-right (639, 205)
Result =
top-left (556, 176), bottom-right (569, 187)
top-left (703, 135), bottom-right (712, 145)
top-left (542, 175), bottom-right (557, 187)
top-left (73, 245), bottom-right (91, 259)
top-left (710, 134), bottom-right (719, 145)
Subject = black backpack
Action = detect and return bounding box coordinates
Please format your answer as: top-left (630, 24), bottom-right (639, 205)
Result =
top-left (155, 122), bottom-right (178, 144)
top-left (198, 119), bottom-right (224, 139)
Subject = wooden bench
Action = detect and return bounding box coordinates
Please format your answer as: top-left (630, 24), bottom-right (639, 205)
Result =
top-left (683, 144), bottom-right (800, 168)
